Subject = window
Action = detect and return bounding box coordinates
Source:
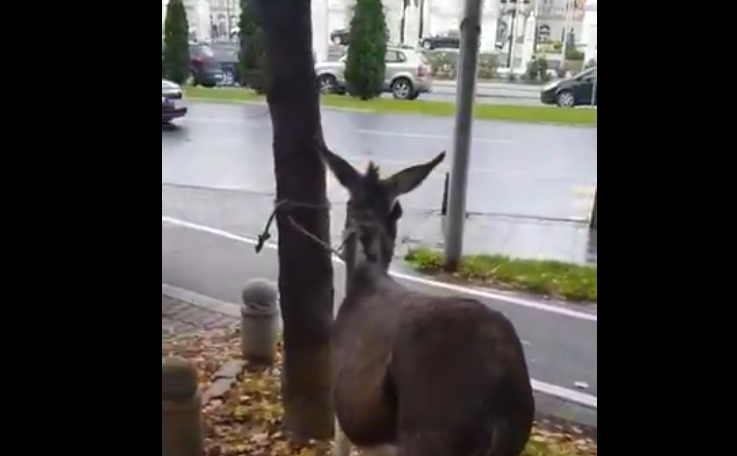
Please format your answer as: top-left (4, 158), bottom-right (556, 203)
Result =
top-left (578, 67), bottom-right (596, 80)
top-left (537, 24), bottom-right (550, 42)
top-left (190, 43), bottom-right (214, 58)
top-left (386, 50), bottom-right (406, 63)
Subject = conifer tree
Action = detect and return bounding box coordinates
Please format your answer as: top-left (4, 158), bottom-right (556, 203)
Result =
top-left (344, 0), bottom-right (388, 100)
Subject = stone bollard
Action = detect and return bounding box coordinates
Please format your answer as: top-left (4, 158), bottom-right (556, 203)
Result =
top-left (240, 278), bottom-right (280, 365)
top-left (162, 356), bottom-right (204, 456)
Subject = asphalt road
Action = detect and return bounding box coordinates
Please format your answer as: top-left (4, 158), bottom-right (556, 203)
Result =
top-left (163, 102), bottom-right (596, 220)
top-left (162, 221), bottom-right (598, 400)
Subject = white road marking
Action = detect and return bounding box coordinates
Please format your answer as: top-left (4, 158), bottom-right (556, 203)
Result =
top-left (161, 215), bottom-right (597, 322)
top-left (185, 97), bottom-right (374, 113)
top-left (356, 129), bottom-right (515, 144)
top-left (181, 116), bottom-right (514, 144)
top-left (161, 282), bottom-right (596, 408)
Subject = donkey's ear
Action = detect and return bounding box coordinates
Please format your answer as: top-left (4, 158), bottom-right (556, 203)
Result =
top-left (384, 151), bottom-right (446, 198)
top-left (317, 142), bottom-right (362, 189)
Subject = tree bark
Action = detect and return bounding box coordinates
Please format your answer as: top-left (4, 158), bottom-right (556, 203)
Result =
top-left (256, 0), bottom-right (335, 442)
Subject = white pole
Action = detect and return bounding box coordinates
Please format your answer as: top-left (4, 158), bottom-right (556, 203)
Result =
top-left (560, 0), bottom-right (572, 69)
top-left (507, 3), bottom-right (517, 71)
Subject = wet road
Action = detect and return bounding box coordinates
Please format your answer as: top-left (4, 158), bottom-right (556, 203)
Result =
top-left (163, 102), bottom-right (596, 220)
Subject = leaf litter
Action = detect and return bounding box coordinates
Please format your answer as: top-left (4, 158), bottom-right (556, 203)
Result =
top-left (163, 328), bottom-right (597, 456)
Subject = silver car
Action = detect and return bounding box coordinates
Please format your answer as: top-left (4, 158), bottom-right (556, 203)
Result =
top-left (315, 46), bottom-right (433, 100)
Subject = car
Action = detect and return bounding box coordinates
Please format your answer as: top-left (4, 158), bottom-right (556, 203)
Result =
top-left (330, 28), bottom-right (350, 46)
top-left (315, 46), bottom-right (433, 100)
top-left (188, 42), bottom-right (224, 87)
top-left (540, 67), bottom-right (597, 107)
top-left (209, 42), bottom-right (240, 86)
top-left (420, 31), bottom-right (460, 50)
top-left (162, 79), bottom-right (187, 123)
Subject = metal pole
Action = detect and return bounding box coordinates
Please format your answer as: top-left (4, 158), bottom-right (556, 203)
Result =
top-left (560, 0), bottom-right (572, 69)
top-left (532, 0), bottom-right (539, 54)
top-left (443, 0), bottom-right (482, 271)
top-left (226, 0), bottom-right (232, 39)
top-left (506, 4), bottom-right (517, 69)
top-left (589, 188), bottom-right (597, 230)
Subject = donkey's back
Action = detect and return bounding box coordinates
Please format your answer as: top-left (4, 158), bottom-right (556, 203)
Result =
top-left (333, 283), bottom-right (534, 456)
top-left (391, 295), bottom-right (534, 456)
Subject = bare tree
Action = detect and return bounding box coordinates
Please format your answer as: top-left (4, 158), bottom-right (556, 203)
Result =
top-left (255, 0), bottom-right (335, 442)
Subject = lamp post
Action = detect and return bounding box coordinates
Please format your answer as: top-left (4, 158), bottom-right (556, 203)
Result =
top-left (501, 0), bottom-right (530, 73)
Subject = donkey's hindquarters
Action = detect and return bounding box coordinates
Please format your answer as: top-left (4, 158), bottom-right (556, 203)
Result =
top-left (390, 298), bottom-right (535, 456)
top-left (334, 294), bottom-right (535, 456)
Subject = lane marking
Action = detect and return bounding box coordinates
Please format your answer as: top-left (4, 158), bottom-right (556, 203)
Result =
top-left (161, 282), bottom-right (597, 408)
top-left (356, 129), bottom-right (515, 144)
top-left (182, 116), bottom-right (514, 144)
top-left (185, 97), bottom-right (374, 113)
top-left (161, 215), bottom-right (597, 322)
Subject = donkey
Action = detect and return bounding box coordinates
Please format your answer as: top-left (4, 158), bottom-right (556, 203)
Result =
top-left (320, 145), bottom-right (535, 456)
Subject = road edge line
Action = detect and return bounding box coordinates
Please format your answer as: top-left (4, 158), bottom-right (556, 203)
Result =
top-left (162, 215), bottom-right (597, 322)
top-left (185, 96), bottom-right (375, 113)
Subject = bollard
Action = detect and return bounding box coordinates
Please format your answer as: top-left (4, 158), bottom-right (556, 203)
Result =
top-left (589, 188), bottom-right (597, 230)
top-left (441, 172), bottom-right (449, 217)
top-left (441, 172), bottom-right (449, 238)
top-left (162, 356), bottom-right (204, 456)
top-left (240, 278), bottom-right (280, 365)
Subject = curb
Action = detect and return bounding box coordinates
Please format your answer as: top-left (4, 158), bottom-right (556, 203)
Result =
top-left (162, 283), bottom-right (240, 318)
top-left (162, 283), bottom-right (596, 431)
top-left (185, 96), bottom-right (375, 113)
top-left (203, 358), bottom-right (247, 404)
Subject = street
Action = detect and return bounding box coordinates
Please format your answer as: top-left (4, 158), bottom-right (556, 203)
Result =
top-left (163, 102), bottom-right (597, 263)
top-left (163, 102), bottom-right (596, 219)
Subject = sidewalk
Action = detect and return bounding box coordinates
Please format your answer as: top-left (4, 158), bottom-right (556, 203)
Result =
top-left (432, 80), bottom-right (543, 100)
top-left (162, 184), bottom-right (597, 266)
top-left (162, 294), bottom-right (238, 336)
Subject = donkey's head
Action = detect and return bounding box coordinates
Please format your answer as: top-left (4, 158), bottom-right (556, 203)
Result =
top-left (319, 144), bottom-right (445, 270)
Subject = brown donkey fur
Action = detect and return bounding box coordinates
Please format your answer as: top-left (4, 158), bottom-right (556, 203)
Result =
top-left (320, 145), bottom-right (534, 456)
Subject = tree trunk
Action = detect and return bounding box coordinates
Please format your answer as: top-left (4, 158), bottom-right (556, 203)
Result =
top-left (256, 0), bottom-right (335, 442)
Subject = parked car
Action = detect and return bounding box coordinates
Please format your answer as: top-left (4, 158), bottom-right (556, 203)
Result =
top-left (162, 79), bottom-right (187, 123)
top-left (421, 31), bottom-right (460, 50)
top-left (540, 67), bottom-right (597, 107)
top-left (330, 28), bottom-right (350, 45)
top-left (315, 46), bottom-right (433, 100)
top-left (209, 42), bottom-right (240, 86)
top-left (188, 42), bottom-right (224, 87)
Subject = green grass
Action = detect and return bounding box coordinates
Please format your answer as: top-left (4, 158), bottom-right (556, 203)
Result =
top-left (183, 86), bottom-right (597, 126)
top-left (404, 247), bottom-right (597, 303)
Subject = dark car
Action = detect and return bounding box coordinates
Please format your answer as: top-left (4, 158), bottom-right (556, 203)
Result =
top-left (421, 31), bottom-right (460, 50)
top-left (189, 42), bottom-right (224, 87)
top-left (330, 29), bottom-right (350, 46)
top-left (162, 79), bottom-right (187, 123)
top-left (540, 67), bottom-right (597, 107)
top-left (209, 42), bottom-right (240, 86)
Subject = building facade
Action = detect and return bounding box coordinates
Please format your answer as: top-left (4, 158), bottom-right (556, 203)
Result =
top-left (165, 0), bottom-right (588, 60)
